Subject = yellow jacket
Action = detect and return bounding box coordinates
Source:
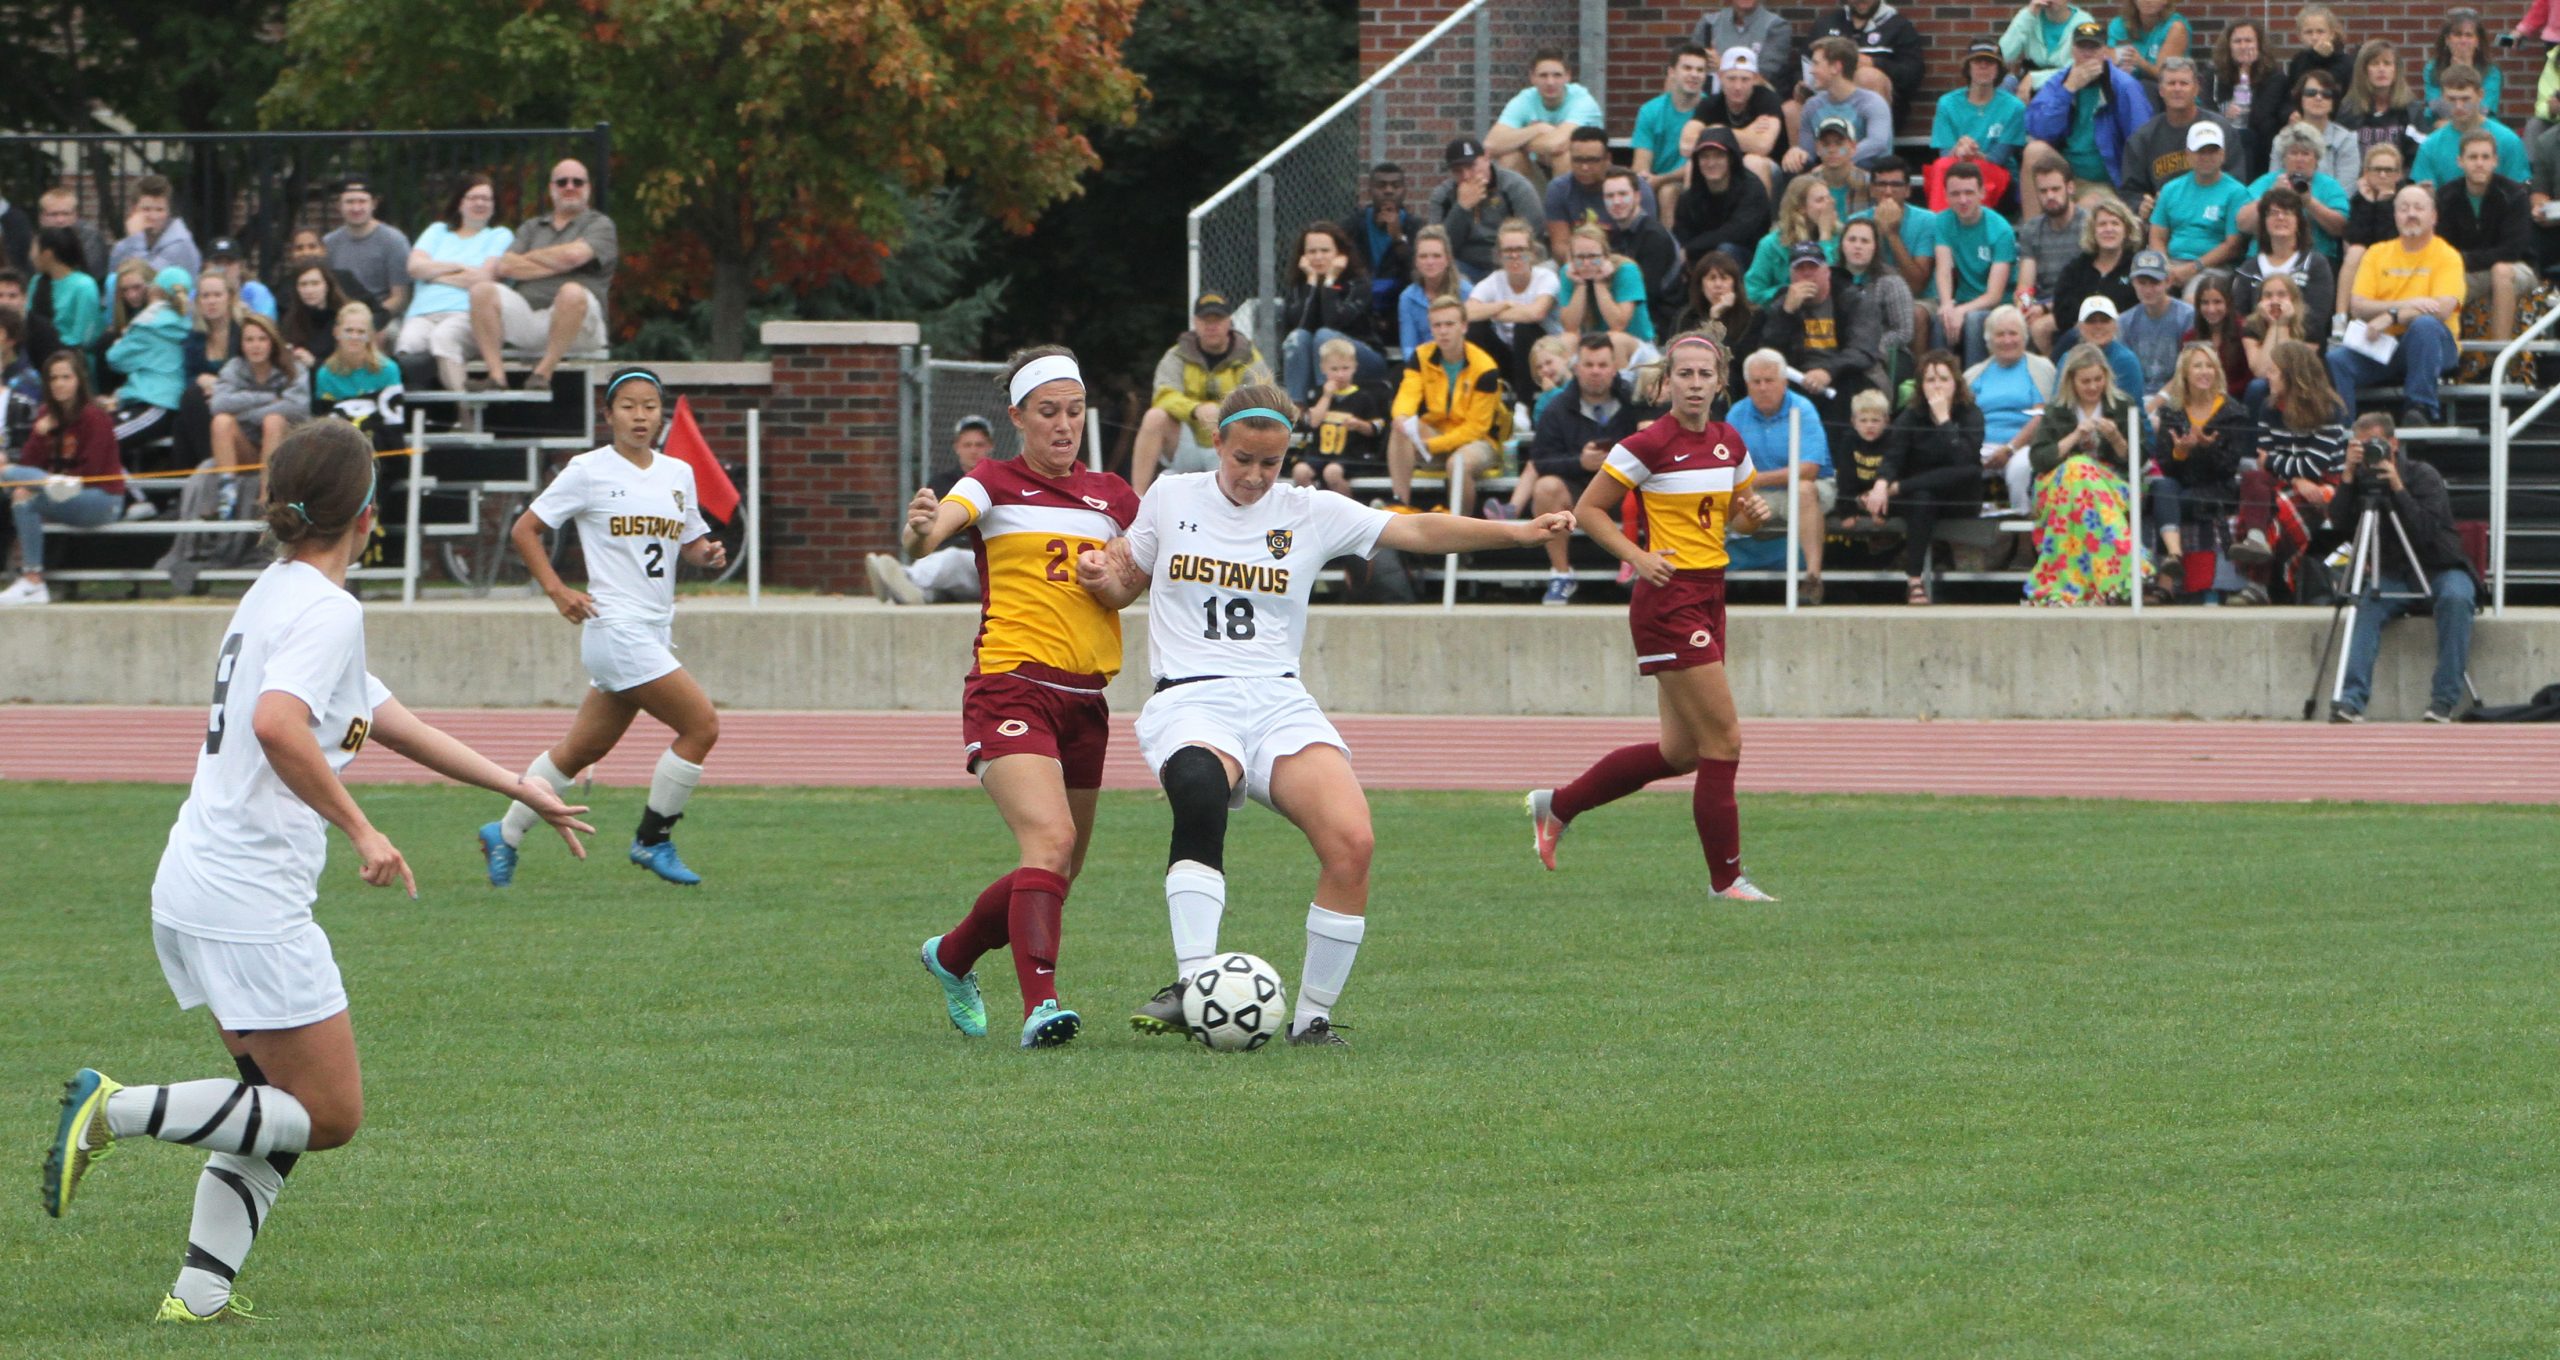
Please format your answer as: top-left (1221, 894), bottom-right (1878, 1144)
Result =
top-left (1391, 340), bottom-right (1504, 454)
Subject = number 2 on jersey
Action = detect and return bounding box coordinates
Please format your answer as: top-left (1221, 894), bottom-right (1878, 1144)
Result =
top-left (1201, 595), bottom-right (1257, 640)
top-left (644, 542), bottom-right (666, 578)
top-left (204, 633), bottom-right (245, 754)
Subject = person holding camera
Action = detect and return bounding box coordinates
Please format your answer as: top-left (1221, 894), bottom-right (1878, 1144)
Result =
top-left (2313, 413), bottom-right (2477, 721)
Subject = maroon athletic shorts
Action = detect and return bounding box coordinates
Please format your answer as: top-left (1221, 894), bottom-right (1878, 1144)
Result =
top-left (961, 670), bottom-right (1112, 789)
top-left (1628, 572), bottom-right (1727, 675)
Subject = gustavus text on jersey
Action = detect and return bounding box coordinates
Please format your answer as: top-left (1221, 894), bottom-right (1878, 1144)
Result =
top-left (1165, 553), bottom-right (1290, 595)
top-left (608, 515), bottom-right (686, 539)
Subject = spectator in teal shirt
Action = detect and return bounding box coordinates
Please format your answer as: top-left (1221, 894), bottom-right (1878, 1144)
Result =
top-left (2410, 64), bottom-right (2529, 185)
top-left (1631, 47), bottom-right (1711, 222)
top-left (1933, 41), bottom-right (2033, 172)
top-left (1555, 224), bottom-right (1656, 344)
top-left (31, 227), bottom-right (101, 351)
top-left (2147, 122), bottom-right (2251, 291)
top-left (1486, 51), bottom-right (1606, 183)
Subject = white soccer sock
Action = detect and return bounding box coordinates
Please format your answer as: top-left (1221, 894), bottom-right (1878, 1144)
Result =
top-left (1293, 903), bottom-right (1367, 1033)
top-left (1165, 860), bottom-right (1226, 981)
top-left (500, 753), bottom-right (574, 848)
top-left (647, 748), bottom-right (704, 819)
top-left (105, 1080), bottom-right (311, 1157)
top-left (172, 1151), bottom-right (284, 1317)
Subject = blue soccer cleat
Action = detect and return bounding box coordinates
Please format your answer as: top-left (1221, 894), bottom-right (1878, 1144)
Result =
top-left (478, 822), bottom-right (517, 888)
top-left (630, 839), bottom-right (701, 886)
top-left (1020, 999), bottom-right (1081, 1049)
top-left (920, 936), bottom-right (989, 1037)
top-left (44, 1067), bottom-right (121, 1218)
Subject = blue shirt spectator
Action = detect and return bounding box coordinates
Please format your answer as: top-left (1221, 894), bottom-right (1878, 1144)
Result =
top-left (2025, 35), bottom-right (2156, 187)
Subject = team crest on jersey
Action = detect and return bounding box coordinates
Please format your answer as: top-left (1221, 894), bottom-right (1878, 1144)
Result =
top-left (1082, 495), bottom-right (1110, 512)
top-left (1265, 529), bottom-right (1294, 559)
top-left (997, 719), bottom-right (1030, 737)
top-left (672, 489), bottom-right (686, 514)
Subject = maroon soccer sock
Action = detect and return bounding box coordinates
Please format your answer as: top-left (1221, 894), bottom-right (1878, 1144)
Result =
top-left (1695, 758), bottom-right (1741, 891)
top-left (936, 871), bottom-right (1015, 976)
top-left (1007, 868), bottom-right (1070, 1014)
top-left (1553, 743), bottom-right (1680, 823)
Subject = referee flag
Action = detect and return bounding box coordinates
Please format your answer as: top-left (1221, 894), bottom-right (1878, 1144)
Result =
top-left (665, 397), bottom-right (741, 522)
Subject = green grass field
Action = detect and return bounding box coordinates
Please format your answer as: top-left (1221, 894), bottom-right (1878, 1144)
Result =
top-left (4, 783), bottom-right (2556, 1358)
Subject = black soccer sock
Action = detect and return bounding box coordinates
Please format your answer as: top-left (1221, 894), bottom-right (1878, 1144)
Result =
top-left (635, 807), bottom-right (682, 846)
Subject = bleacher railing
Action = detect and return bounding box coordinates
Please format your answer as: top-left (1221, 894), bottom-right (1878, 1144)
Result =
top-left (1186, 1), bottom-right (1495, 365)
top-left (0, 125), bottom-right (611, 288)
top-left (2483, 306), bottom-right (2560, 617)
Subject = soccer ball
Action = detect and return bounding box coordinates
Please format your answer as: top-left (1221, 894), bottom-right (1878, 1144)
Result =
top-left (1183, 952), bottom-right (1287, 1051)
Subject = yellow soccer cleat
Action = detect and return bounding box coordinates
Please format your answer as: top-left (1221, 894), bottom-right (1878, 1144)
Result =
top-left (156, 1293), bottom-right (261, 1324)
top-left (42, 1068), bottom-right (121, 1218)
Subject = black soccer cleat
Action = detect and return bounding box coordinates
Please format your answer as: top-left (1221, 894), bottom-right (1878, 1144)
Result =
top-left (1287, 1018), bottom-right (1350, 1047)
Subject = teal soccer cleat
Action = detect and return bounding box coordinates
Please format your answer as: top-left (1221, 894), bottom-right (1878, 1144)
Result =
top-left (919, 936), bottom-right (989, 1037)
top-left (478, 822), bottom-right (517, 887)
top-left (630, 839), bottom-right (702, 886)
top-left (1020, 999), bottom-right (1081, 1049)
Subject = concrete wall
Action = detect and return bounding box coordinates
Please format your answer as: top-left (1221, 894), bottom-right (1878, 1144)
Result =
top-left (9, 602), bottom-right (2555, 720)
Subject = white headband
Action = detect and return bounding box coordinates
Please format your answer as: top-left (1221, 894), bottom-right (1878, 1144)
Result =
top-left (1008, 354), bottom-right (1083, 407)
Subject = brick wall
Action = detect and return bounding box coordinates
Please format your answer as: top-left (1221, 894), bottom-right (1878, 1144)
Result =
top-left (1365, 1), bottom-right (2542, 160)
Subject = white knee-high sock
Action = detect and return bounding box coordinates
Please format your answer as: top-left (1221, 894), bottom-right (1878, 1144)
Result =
top-left (105, 1080), bottom-right (311, 1157)
top-left (1294, 904), bottom-right (1367, 1034)
top-left (500, 753), bottom-right (574, 848)
top-left (171, 1151), bottom-right (285, 1316)
top-left (1166, 860), bottom-right (1226, 981)
top-left (647, 749), bottom-right (703, 819)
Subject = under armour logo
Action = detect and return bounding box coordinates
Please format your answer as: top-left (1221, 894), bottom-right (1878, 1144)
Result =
top-left (1177, 520), bottom-right (1201, 532)
top-left (608, 489), bottom-right (627, 498)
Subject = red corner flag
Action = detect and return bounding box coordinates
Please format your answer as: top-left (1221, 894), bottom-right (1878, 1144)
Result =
top-left (665, 396), bottom-right (741, 522)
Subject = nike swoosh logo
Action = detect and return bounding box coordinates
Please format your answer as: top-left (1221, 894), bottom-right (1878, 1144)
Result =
top-left (1672, 453), bottom-right (1691, 461)
top-left (1035, 966), bottom-right (1055, 975)
top-left (1022, 489), bottom-right (1045, 497)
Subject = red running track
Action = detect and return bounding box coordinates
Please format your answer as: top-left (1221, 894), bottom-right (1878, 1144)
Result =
top-left (3, 708), bottom-right (2556, 804)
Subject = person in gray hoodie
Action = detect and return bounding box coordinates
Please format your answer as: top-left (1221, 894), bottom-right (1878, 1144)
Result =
top-left (105, 175), bottom-right (200, 279)
top-left (206, 312), bottom-right (310, 471)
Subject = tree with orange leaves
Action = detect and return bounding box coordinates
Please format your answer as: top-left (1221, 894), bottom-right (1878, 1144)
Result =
top-left (263, 0), bottom-right (1144, 358)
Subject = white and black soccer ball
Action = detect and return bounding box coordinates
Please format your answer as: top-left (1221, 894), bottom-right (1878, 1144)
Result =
top-left (1182, 952), bottom-right (1286, 1051)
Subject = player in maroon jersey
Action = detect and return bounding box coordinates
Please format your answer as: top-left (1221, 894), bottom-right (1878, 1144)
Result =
top-left (1526, 333), bottom-right (1780, 900)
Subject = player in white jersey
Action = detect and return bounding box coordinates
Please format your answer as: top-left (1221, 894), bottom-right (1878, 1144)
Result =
top-left (1078, 384), bottom-right (1571, 1045)
top-left (478, 367), bottom-right (729, 887)
top-left (42, 420), bottom-right (592, 1323)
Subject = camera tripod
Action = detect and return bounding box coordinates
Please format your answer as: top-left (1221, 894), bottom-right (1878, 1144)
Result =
top-left (2301, 463), bottom-right (2481, 721)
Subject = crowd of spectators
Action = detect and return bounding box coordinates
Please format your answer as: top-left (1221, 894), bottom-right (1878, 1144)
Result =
top-left (1136, 9), bottom-right (2546, 707)
top-left (0, 159), bottom-right (619, 605)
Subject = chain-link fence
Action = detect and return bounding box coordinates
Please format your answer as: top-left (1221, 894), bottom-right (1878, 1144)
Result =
top-left (898, 349), bottom-right (1019, 504)
top-left (1185, 0), bottom-right (1581, 366)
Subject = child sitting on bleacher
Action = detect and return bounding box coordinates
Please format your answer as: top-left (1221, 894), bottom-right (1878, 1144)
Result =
top-left (1291, 338), bottom-right (1390, 495)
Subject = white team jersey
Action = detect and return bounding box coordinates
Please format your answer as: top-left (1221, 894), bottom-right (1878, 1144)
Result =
top-left (154, 561), bottom-right (393, 943)
top-left (1126, 473), bottom-right (1392, 681)
top-left (529, 448), bottom-right (710, 625)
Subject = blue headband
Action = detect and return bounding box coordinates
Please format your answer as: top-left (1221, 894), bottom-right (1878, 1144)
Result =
top-left (286, 456), bottom-right (377, 527)
top-left (605, 368), bottom-right (664, 402)
top-left (1219, 406), bottom-right (1291, 429)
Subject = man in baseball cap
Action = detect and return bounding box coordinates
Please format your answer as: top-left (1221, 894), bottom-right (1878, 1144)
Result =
top-left (2145, 119), bottom-right (2248, 293)
top-left (1429, 132), bottom-right (1542, 279)
top-left (1762, 234), bottom-right (1884, 438)
top-left (196, 235), bottom-right (277, 318)
top-left (2028, 17), bottom-right (2154, 187)
top-left (2122, 250), bottom-right (2193, 394)
top-left (2072, 294), bottom-right (2148, 399)
top-left (1131, 289), bottom-right (1274, 494)
top-left (325, 171), bottom-right (411, 322)
top-left (1684, 42), bottom-right (1785, 192)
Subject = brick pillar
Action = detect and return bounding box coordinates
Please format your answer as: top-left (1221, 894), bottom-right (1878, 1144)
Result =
top-left (757, 320), bottom-right (916, 592)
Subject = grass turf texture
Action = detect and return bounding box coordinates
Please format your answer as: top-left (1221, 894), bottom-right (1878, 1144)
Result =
top-left (4, 783), bottom-right (2556, 1358)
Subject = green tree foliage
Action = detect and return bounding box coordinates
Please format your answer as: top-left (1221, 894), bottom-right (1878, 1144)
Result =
top-left (262, 0), bottom-right (1143, 359)
top-left (0, 0), bottom-right (288, 132)
top-left (968, 0), bottom-right (1356, 407)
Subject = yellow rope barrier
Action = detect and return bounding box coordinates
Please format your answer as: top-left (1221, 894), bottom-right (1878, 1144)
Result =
top-left (6, 446), bottom-right (421, 487)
